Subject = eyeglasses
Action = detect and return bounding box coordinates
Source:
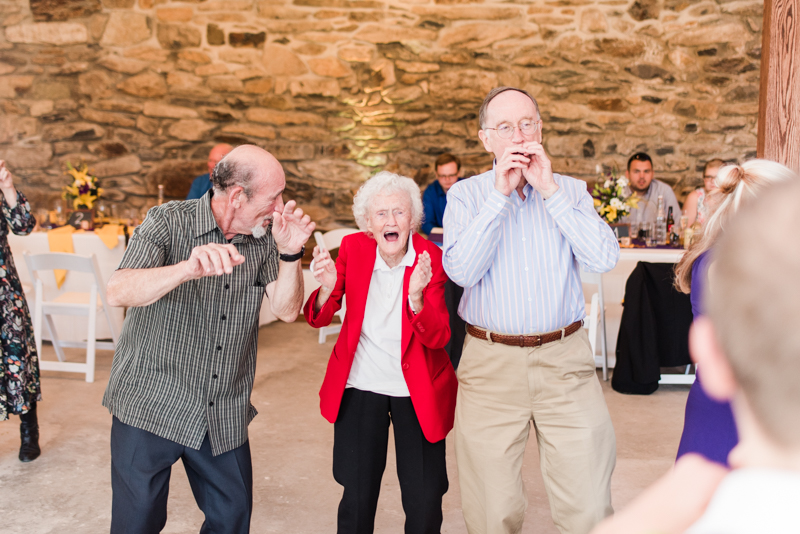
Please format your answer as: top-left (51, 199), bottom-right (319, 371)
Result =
top-left (436, 173), bottom-right (459, 179)
top-left (484, 120), bottom-right (541, 139)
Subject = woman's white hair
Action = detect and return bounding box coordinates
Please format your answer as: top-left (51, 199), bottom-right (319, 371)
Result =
top-left (352, 171), bottom-right (424, 233)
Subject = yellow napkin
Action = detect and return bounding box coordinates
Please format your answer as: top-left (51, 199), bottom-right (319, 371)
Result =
top-left (96, 224), bottom-right (123, 249)
top-left (46, 226), bottom-right (76, 289)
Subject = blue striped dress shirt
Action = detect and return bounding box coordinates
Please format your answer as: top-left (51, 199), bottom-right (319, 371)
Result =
top-left (443, 168), bottom-right (620, 335)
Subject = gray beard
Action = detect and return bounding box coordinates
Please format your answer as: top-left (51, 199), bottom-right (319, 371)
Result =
top-left (251, 224), bottom-right (267, 239)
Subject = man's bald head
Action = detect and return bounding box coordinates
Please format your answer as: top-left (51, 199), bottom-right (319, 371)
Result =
top-left (211, 145), bottom-right (284, 199)
top-left (208, 143), bottom-right (233, 174)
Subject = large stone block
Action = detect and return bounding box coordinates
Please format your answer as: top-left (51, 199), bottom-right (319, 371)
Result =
top-left (591, 38), bottom-right (646, 57)
top-left (289, 79), bottom-right (340, 97)
top-left (297, 158), bottom-right (369, 187)
top-left (168, 119), bottom-right (215, 141)
top-left (580, 8), bottom-right (608, 32)
top-left (411, 6), bottom-right (521, 19)
top-left (6, 23), bottom-right (88, 45)
top-left (98, 55), bottom-right (150, 75)
top-left (338, 45), bottom-right (374, 63)
top-left (0, 143), bottom-right (54, 169)
top-left (396, 60), bottom-right (440, 73)
top-left (117, 71), bottom-right (168, 98)
top-left (221, 123), bottom-right (277, 139)
top-left (429, 70), bottom-right (499, 101)
top-left (42, 122), bottom-right (105, 142)
top-left (244, 78), bottom-right (273, 94)
top-left (308, 56), bottom-right (352, 78)
top-left (354, 24), bottom-right (437, 44)
top-left (167, 71), bottom-right (211, 96)
top-left (208, 76), bottom-right (245, 92)
top-left (143, 102), bottom-right (198, 119)
top-left (92, 154), bottom-right (142, 177)
top-left (246, 108), bottom-right (324, 126)
top-left (100, 13), bottom-right (150, 46)
top-left (261, 44), bottom-right (308, 75)
top-left (439, 24), bottom-right (528, 49)
top-left (156, 7), bottom-right (194, 22)
top-left (279, 127), bottom-right (332, 141)
top-left (0, 75), bottom-right (35, 98)
top-left (668, 23), bottom-right (750, 46)
top-left (29, 0), bottom-right (102, 22)
top-left (79, 108), bottom-right (137, 128)
top-left (157, 23), bottom-right (202, 49)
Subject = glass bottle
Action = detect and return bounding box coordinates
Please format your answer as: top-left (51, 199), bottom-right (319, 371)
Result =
top-left (157, 184), bottom-right (165, 206)
top-left (655, 195), bottom-right (667, 245)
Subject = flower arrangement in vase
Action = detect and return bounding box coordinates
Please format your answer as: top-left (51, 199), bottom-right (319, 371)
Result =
top-left (591, 165), bottom-right (638, 224)
top-left (63, 162), bottom-right (103, 210)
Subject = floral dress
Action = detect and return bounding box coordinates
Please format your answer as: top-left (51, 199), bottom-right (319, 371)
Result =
top-left (0, 191), bottom-right (39, 420)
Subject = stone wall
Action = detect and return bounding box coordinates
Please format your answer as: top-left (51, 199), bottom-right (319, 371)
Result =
top-left (0, 0), bottom-right (762, 228)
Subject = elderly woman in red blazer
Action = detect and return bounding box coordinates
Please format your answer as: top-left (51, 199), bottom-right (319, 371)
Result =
top-left (304, 170), bottom-right (457, 534)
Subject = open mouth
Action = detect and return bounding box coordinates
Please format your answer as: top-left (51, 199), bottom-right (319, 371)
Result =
top-left (384, 232), bottom-right (399, 242)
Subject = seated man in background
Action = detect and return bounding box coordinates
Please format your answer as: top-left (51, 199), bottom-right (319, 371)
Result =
top-left (421, 153), bottom-right (462, 235)
top-left (186, 143), bottom-right (233, 200)
top-left (623, 152), bottom-right (681, 225)
top-left (592, 177), bottom-right (800, 534)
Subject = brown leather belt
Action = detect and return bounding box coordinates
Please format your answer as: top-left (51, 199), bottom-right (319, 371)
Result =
top-left (466, 321), bottom-right (583, 348)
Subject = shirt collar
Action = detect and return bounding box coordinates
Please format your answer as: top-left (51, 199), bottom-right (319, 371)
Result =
top-left (192, 189), bottom-right (262, 244)
top-left (374, 235), bottom-right (416, 272)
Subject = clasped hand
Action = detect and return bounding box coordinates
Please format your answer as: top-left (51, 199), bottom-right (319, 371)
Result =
top-left (0, 160), bottom-right (15, 191)
top-left (494, 143), bottom-right (558, 199)
top-left (408, 251), bottom-right (432, 311)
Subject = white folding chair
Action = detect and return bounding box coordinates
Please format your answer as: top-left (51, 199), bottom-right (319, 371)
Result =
top-left (24, 252), bottom-right (119, 383)
top-left (313, 228), bottom-right (359, 344)
top-left (580, 269), bottom-right (610, 381)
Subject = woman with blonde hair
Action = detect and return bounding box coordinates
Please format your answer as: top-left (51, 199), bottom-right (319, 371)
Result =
top-left (675, 159), bottom-right (797, 466)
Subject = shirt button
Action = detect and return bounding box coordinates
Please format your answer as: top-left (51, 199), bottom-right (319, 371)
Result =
top-left (221, 314), bottom-right (226, 321)
top-left (402, 363), bottom-right (409, 370)
top-left (217, 346), bottom-right (222, 351)
top-left (522, 237), bottom-right (526, 241)
top-left (209, 401), bottom-right (214, 407)
top-left (528, 298), bottom-right (532, 302)
top-left (224, 284), bottom-right (230, 290)
top-left (212, 374), bottom-right (218, 379)
top-left (525, 267), bottom-right (528, 271)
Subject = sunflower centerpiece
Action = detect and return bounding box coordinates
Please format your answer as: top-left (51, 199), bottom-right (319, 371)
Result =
top-left (63, 162), bottom-right (103, 211)
top-left (591, 165), bottom-right (638, 224)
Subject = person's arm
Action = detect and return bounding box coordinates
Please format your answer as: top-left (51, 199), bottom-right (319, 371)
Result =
top-left (590, 454), bottom-right (728, 534)
top-left (405, 247), bottom-right (450, 349)
top-left (304, 238), bottom-right (347, 327)
top-left (545, 181), bottom-right (620, 273)
top-left (108, 242), bottom-right (245, 307)
top-left (683, 190), bottom-right (700, 227)
top-left (264, 200), bottom-right (315, 323)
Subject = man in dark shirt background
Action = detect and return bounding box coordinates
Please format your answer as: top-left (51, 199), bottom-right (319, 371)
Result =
top-left (186, 143), bottom-right (233, 200)
top-left (421, 153), bottom-right (462, 235)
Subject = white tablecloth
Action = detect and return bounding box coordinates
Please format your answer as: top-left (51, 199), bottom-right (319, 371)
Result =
top-left (593, 247), bottom-right (686, 367)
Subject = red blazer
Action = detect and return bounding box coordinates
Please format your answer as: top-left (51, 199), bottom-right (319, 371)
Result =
top-left (304, 232), bottom-right (457, 443)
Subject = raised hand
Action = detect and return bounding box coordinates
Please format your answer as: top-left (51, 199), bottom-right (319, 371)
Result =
top-left (184, 242), bottom-right (245, 280)
top-left (408, 251), bottom-right (432, 312)
top-left (272, 200), bottom-right (315, 255)
top-left (312, 245), bottom-right (337, 292)
top-left (494, 146), bottom-right (529, 196)
top-left (520, 142), bottom-right (559, 199)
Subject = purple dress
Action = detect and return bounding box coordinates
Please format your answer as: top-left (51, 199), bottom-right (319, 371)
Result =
top-left (675, 250), bottom-right (738, 466)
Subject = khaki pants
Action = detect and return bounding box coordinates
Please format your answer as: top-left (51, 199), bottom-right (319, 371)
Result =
top-left (455, 329), bottom-right (615, 534)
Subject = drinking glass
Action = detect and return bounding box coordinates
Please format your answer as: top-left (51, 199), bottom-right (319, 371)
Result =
top-left (53, 200), bottom-right (67, 226)
top-left (642, 222), bottom-right (656, 247)
top-left (630, 222), bottom-right (640, 241)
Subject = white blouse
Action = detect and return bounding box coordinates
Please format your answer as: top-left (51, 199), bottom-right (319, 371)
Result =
top-left (346, 239), bottom-right (415, 397)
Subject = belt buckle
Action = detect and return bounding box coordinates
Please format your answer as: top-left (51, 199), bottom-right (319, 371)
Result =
top-left (533, 335), bottom-right (543, 347)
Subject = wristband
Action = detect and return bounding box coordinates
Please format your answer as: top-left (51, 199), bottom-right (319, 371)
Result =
top-left (279, 246), bottom-right (304, 262)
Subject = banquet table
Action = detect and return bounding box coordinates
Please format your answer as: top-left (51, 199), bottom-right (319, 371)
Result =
top-left (596, 247), bottom-right (691, 385)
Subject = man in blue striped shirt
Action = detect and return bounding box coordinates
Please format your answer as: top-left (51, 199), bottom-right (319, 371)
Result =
top-left (443, 87), bottom-right (620, 534)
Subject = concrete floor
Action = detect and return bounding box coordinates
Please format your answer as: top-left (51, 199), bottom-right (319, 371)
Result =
top-left (0, 320), bottom-right (690, 534)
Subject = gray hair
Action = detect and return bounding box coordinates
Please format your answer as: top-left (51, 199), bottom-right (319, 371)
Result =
top-left (211, 155), bottom-right (255, 199)
top-left (479, 86), bottom-right (540, 129)
top-left (352, 171), bottom-right (423, 234)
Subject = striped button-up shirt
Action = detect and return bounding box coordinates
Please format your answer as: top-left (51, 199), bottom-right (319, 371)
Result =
top-left (102, 192), bottom-right (279, 456)
top-left (443, 169), bottom-right (619, 335)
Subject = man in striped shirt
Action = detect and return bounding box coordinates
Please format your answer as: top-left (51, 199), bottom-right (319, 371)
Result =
top-left (103, 145), bottom-right (314, 534)
top-left (443, 87), bottom-right (620, 534)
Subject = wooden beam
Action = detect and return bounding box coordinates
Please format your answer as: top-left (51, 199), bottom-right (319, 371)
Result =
top-left (758, 0), bottom-right (800, 171)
